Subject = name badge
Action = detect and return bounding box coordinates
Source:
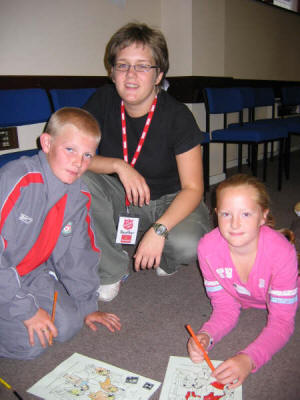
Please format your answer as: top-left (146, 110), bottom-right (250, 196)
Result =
top-left (116, 215), bottom-right (140, 245)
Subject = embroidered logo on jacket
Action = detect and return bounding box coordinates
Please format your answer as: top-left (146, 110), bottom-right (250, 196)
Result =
top-left (62, 221), bottom-right (73, 236)
top-left (19, 213), bottom-right (33, 224)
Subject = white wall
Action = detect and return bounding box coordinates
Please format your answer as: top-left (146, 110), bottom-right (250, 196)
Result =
top-left (2, 0), bottom-right (299, 79)
top-left (161, 0), bottom-right (193, 76)
top-left (192, 0), bottom-right (226, 77)
top-left (0, 0), bottom-right (161, 76)
top-left (225, 0), bottom-right (300, 81)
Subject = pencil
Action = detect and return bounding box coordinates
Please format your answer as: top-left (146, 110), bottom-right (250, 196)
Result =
top-left (0, 377), bottom-right (23, 400)
top-left (49, 290), bottom-right (58, 345)
top-left (186, 324), bottom-right (215, 372)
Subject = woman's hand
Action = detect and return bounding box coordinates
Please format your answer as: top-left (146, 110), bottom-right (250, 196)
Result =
top-left (212, 353), bottom-right (254, 389)
top-left (116, 161), bottom-right (150, 207)
top-left (88, 156), bottom-right (150, 207)
top-left (187, 332), bottom-right (210, 363)
top-left (85, 311), bottom-right (121, 333)
top-left (133, 228), bottom-right (166, 271)
top-left (24, 308), bottom-right (57, 347)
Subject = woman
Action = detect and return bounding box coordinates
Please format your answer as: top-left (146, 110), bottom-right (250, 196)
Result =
top-left (83, 22), bottom-right (211, 301)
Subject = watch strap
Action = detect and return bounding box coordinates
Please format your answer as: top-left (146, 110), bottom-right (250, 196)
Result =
top-left (151, 223), bottom-right (168, 239)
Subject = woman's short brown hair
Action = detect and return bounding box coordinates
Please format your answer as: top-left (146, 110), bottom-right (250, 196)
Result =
top-left (104, 22), bottom-right (169, 86)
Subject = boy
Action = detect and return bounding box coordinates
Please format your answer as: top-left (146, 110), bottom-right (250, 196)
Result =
top-left (0, 107), bottom-right (121, 360)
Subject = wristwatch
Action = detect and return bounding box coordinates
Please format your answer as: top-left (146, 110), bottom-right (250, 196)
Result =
top-left (152, 223), bottom-right (168, 239)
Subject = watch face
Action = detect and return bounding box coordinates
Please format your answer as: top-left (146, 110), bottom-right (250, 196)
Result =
top-left (156, 225), bottom-right (166, 235)
top-left (153, 223), bottom-right (168, 237)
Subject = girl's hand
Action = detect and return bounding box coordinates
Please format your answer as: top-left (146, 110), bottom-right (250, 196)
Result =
top-left (187, 332), bottom-right (210, 363)
top-left (24, 308), bottom-right (57, 348)
top-left (85, 311), bottom-right (121, 333)
top-left (212, 353), bottom-right (254, 389)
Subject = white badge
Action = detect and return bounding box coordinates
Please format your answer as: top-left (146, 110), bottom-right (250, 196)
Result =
top-left (116, 215), bottom-right (140, 245)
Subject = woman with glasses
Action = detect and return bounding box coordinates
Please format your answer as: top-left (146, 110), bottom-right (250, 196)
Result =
top-left (83, 22), bottom-right (211, 302)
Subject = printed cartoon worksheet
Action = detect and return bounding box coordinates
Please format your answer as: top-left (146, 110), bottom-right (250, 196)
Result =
top-left (159, 356), bottom-right (242, 400)
top-left (27, 352), bottom-right (160, 400)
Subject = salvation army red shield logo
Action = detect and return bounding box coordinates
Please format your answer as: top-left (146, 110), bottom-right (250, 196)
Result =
top-left (123, 219), bottom-right (133, 230)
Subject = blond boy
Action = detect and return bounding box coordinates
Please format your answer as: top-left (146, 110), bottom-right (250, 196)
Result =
top-left (0, 107), bottom-right (120, 360)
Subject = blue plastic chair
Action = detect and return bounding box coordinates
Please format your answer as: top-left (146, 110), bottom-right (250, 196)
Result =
top-left (234, 87), bottom-right (288, 182)
top-left (49, 88), bottom-right (97, 111)
top-left (0, 149), bottom-right (39, 168)
top-left (281, 86), bottom-right (300, 107)
top-left (0, 89), bottom-right (52, 164)
top-left (204, 87), bottom-right (287, 190)
top-left (0, 88), bottom-right (52, 126)
top-left (280, 86), bottom-right (300, 179)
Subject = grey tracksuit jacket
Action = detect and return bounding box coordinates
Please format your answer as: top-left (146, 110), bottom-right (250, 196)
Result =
top-left (0, 151), bottom-right (100, 359)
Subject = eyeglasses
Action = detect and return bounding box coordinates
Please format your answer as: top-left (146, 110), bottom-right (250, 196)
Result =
top-left (114, 63), bottom-right (159, 73)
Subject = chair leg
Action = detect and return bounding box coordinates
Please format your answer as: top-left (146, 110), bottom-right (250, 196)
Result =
top-left (238, 144), bottom-right (243, 172)
top-left (247, 144), bottom-right (251, 167)
top-left (251, 144), bottom-right (258, 176)
top-left (285, 134), bottom-right (290, 180)
top-left (263, 143), bottom-right (268, 181)
top-left (278, 138), bottom-right (283, 191)
top-left (270, 141), bottom-right (274, 161)
top-left (223, 143), bottom-right (227, 174)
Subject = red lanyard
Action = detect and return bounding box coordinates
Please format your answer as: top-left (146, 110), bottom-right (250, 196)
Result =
top-left (121, 96), bottom-right (157, 206)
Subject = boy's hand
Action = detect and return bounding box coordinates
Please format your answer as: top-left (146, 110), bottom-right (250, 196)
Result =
top-left (212, 353), bottom-right (253, 389)
top-left (24, 308), bottom-right (57, 348)
top-left (187, 332), bottom-right (210, 363)
top-left (85, 311), bottom-right (121, 333)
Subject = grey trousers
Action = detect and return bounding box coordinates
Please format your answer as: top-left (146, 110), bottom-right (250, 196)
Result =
top-left (0, 268), bottom-right (96, 360)
top-left (83, 172), bottom-right (211, 284)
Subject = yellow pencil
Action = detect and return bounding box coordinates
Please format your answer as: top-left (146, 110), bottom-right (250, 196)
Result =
top-left (49, 290), bottom-right (58, 345)
top-left (0, 377), bottom-right (23, 400)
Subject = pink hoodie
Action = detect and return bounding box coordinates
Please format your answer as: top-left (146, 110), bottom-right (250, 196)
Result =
top-left (197, 226), bottom-right (298, 372)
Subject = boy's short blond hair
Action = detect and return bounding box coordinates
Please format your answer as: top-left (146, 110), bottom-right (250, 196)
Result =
top-left (45, 107), bottom-right (101, 144)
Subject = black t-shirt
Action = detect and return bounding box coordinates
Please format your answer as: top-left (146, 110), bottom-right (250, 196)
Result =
top-left (84, 84), bottom-right (204, 200)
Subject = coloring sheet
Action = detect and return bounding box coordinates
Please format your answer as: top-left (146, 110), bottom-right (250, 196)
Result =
top-left (27, 352), bottom-right (160, 400)
top-left (159, 356), bottom-right (242, 400)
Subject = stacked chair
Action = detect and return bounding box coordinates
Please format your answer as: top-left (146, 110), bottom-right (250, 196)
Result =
top-left (237, 87), bottom-right (289, 181)
top-left (279, 86), bottom-right (300, 179)
top-left (0, 88), bottom-right (51, 126)
top-left (0, 88), bottom-right (52, 167)
top-left (49, 88), bottom-right (96, 111)
top-left (203, 87), bottom-right (288, 190)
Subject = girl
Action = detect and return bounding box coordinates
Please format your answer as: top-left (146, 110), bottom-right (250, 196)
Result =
top-left (188, 174), bottom-right (298, 389)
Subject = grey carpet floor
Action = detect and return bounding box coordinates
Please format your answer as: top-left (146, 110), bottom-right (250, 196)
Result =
top-left (1, 150), bottom-right (300, 400)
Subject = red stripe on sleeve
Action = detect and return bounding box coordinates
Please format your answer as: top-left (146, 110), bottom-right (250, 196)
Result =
top-left (0, 173), bottom-right (44, 234)
top-left (81, 190), bottom-right (100, 253)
